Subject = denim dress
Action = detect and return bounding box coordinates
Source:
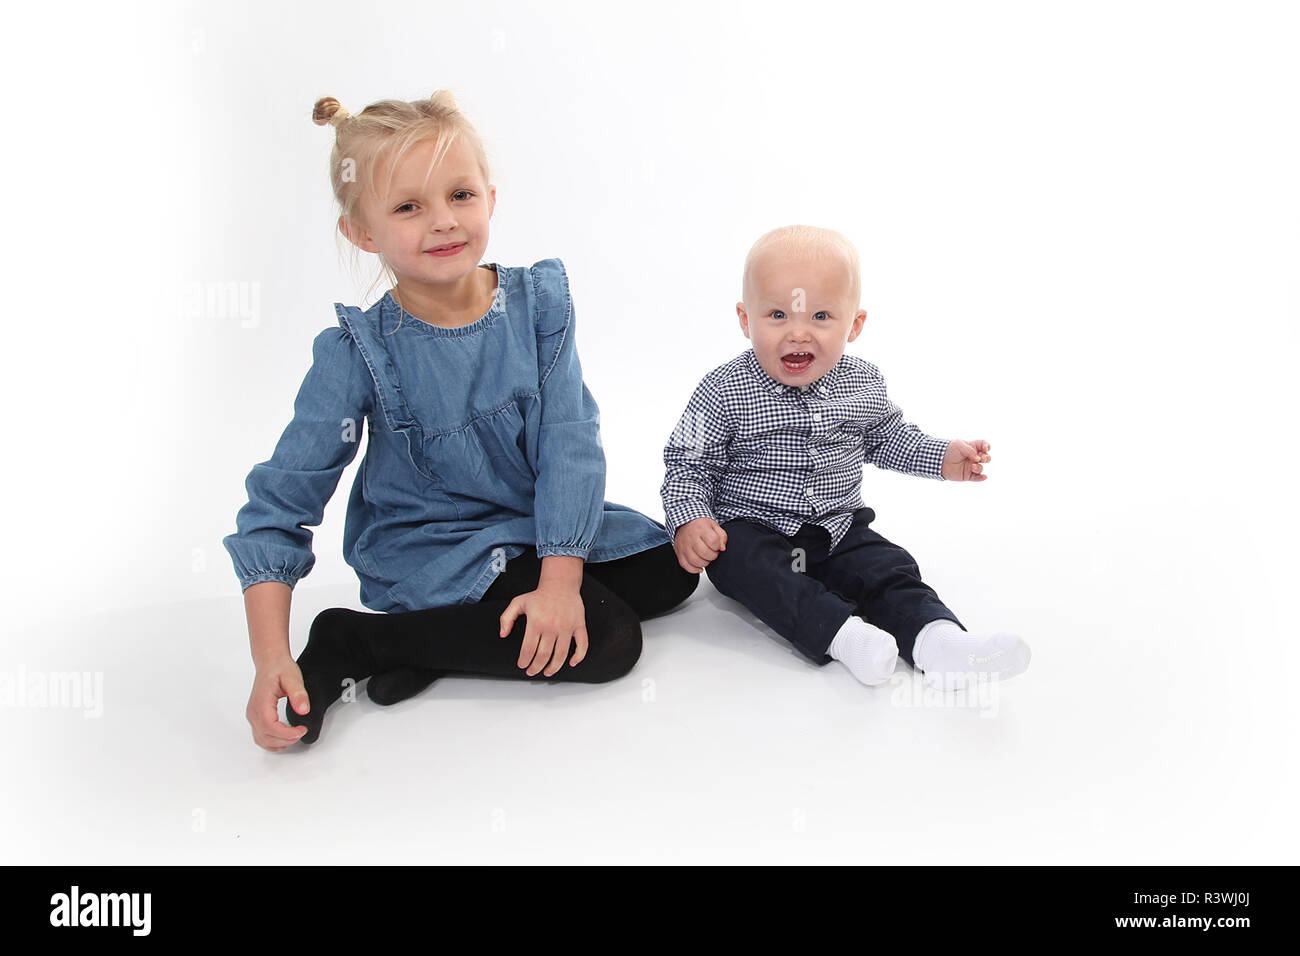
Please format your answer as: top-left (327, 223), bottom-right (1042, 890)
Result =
top-left (222, 258), bottom-right (670, 612)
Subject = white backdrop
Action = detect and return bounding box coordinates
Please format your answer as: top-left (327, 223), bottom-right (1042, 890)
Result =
top-left (2, 0), bottom-right (1296, 864)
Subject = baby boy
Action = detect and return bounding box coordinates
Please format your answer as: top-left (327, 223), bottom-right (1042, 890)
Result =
top-left (660, 225), bottom-right (1031, 691)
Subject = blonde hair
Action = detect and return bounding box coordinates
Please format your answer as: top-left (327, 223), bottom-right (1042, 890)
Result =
top-left (742, 224), bottom-right (862, 306)
top-left (312, 90), bottom-right (492, 305)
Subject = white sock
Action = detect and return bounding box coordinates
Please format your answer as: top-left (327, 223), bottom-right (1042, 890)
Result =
top-left (826, 616), bottom-right (898, 686)
top-left (912, 619), bottom-right (1031, 692)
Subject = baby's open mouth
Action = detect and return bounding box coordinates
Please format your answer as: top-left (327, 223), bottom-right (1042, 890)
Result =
top-left (781, 351), bottom-right (814, 373)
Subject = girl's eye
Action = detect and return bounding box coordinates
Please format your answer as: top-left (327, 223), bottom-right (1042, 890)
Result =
top-left (814, 311), bottom-right (830, 320)
top-left (771, 310), bottom-right (786, 319)
top-left (394, 192), bottom-right (470, 212)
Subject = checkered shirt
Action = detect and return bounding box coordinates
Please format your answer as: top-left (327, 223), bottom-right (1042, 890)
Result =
top-left (661, 348), bottom-right (949, 551)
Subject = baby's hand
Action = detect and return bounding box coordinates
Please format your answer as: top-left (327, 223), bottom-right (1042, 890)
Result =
top-left (942, 438), bottom-right (991, 481)
top-left (673, 517), bottom-right (728, 573)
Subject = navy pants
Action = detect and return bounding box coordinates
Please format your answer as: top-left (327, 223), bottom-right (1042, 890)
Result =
top-left (704, 507), bottom-right (963, 668)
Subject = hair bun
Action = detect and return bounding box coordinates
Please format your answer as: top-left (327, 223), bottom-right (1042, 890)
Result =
top-left (312, 96), bottom-right (351, 127)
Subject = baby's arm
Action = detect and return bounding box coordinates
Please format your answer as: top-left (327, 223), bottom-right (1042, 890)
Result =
top-left (861, 365), bottom-right (951, 480)
top-left (661, 376), bottom-right (731, 571)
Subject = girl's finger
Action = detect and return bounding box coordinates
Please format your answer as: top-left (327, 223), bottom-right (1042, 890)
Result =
top-left (258, 697), bottom-right (285, 730)
top-left (528, 633), bottom-right (557, 676)
top-left (257, 720), bottom-right (303, 745)
top-left (523, 630), bottom-right (547, 673)
top-left (265, 718), bottom-right (306, 741)
top-left (517, 622), bottom-right (540, 668)
top-left (500, 597), bottom-right (523, 637)
top-left (544, 633), bottom-right (573, 677)
top-left (282, 674), bottom-right (310, 716)
top-left (262, 731), bottom-right (301, 750)
top-left (570, 626), bottom-right (589, 666)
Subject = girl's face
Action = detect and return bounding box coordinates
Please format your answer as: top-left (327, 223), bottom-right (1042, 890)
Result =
top-left (343, 136), bottom-right (495, 287)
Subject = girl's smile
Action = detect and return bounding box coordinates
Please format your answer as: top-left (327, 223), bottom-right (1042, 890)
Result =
top-left (425, 242), bottom-right (467, 256)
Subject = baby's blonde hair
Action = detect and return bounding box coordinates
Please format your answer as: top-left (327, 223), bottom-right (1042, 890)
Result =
top-left (312, 90), bottom-right (492, 303)
top-left (742, 224), bottom-right (862, 307)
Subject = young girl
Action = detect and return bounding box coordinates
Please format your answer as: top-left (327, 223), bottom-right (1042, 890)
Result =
top-left (224, 91), bottom-right (696, 749)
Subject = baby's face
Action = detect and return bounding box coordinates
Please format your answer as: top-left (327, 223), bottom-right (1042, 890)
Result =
top-left (738, 252), bottom-right (866, 386)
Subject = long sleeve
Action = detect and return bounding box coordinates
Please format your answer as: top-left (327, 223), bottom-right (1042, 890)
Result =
top-left (862, 368), bottom-right (948, 480)
top-left (660, 374), bottom-right (732, 538)
top-left (532, 265), bottom-right (605, 559)
top-left (222, 327), bottom-right (374, 590)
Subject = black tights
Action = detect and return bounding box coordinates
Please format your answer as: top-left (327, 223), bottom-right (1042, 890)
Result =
top-left (290, 543), bottom-right (697, 742)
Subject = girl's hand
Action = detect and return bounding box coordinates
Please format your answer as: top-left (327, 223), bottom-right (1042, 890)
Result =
top-left (246, 658), bottom-right (310, 751)
top-left (499, 585), bottom-right (589, 677)
top-left (942, 439), bottom-right (991, 481)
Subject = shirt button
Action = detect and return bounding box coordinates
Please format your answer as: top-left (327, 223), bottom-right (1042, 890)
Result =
top-left (813, 413), bottom-right (822, 422)
top-left (820, 386), bottom-right (828, 394)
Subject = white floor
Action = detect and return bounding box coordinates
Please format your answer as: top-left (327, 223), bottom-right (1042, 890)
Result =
top-left (5, 542), bottom-right (1294, 865)
top-left (3, 0), bottom-right (1296, 870)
